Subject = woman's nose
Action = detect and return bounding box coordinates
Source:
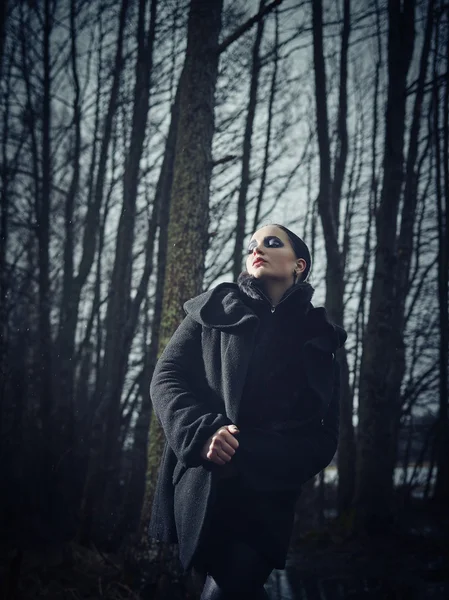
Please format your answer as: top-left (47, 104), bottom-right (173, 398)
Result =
top-left (253, 244), bottom-right (264, 255)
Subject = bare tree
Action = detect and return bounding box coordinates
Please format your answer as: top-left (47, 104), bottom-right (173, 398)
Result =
top-left (138, 4), bottom-right (224, 587)
top-left (0, 0), bottom-right (7, 72)
top-left (253, 7), bottom-right (280, 231)
top-left (37, 0), bottom-right (54, 472)
top-left (311, 0), bottom-right (354, 514)
top-left (355, 0), bottom-right (416, 532)
top-left (55, 0), bottom-right (130, 461)
top-left (53, 0), bottom-right (83, 463)
top-left (122, 87), bottom-right (181, 541)
top-left (78, 0), bottom-right (159, 545)
top-left (433, 2), bottom-right (449, 504)
top-left (232, 0), bottom-right (266, 280)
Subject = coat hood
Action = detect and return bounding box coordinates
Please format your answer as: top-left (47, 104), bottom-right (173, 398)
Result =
top-left (183, 282), bottom-right (257, 330)
top-left (183, 278), bottom-right (347, 351)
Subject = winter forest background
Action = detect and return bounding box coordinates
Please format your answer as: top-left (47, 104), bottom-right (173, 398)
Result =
top-left (0, 0), bottom-right (448, 598)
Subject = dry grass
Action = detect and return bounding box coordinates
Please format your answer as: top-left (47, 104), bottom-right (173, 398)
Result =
top-left (1, 541), bottom-right (140, 600)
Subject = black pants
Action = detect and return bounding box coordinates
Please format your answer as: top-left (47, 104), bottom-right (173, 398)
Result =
top-left (198, 539), bottom-right (272, 599)
top-left (193, 476), bottom-right (274, 599)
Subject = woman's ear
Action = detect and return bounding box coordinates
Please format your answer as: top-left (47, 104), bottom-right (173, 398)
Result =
top-left (296, 258), bottom-right (307, 274)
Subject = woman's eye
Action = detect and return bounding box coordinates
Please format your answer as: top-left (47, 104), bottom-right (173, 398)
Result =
top-left (247, 236), bottom-right (282, 253)
top-left (266, 237), bottom-right (282, 247)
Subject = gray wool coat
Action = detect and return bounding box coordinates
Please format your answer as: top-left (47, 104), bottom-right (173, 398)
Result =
top-left (148, 282), bottom-right (347, 571)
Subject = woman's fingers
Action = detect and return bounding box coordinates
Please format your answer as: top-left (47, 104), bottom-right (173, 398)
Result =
top-left (222, 429), bottom-right (239, 450)
top-left (207, 448), bottom-right (227, 464)
top-left (208, 440), bottom-right (234, 462)
top-left (217, 439), bottom-right (236, 457)
top-left (201, 424), bottom-right (240, 465)
top-left (227, 424), bottom-right (240, 436)
top-left (207, 451), bottom-right (225, 464)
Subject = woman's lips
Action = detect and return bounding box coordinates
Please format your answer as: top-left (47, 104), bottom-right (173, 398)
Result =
top-left (253, 258), bottom-right (266, 267)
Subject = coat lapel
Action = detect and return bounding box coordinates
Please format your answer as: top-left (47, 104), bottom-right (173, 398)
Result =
top-left (219, 323), bottom-right (258, 423)
top-left (200, 320), bottom-right (258, 424)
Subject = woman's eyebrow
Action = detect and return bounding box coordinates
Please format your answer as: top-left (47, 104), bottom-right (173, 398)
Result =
top-left (248, 235), bottom-right (282, 245)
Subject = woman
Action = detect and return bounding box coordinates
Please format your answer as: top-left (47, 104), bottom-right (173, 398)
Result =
top-left (149, 224), bottom-right (347, 599)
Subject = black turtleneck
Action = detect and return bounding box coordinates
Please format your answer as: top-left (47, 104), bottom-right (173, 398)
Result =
top-left (236, 273), bottom-right (318, 429)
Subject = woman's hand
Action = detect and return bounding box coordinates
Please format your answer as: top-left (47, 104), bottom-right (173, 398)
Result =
top-left (200, 424), bottom-right (240, 465)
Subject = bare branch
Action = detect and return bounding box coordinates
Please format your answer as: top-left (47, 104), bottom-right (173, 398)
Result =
top-left (217, 0), bottom-right (284, 54)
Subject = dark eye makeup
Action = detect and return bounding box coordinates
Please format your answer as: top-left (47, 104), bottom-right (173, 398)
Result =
top-left (247, 236), bottom-right (284, 254)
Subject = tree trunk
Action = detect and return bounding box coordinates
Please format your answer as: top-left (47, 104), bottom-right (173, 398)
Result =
top-left (311, 0), bottom-right (354, 515)
top-left (137, 0), bottom-right (223, 587)
top-left (311, 0), bottom-right (343, 314)
top-left (0, 0), bottom-right (7, 74)
top-left (232, 0), bottom-right (266, 281)
top-left (122, 88), bottom-right (180, 542)
top-left (0, 28), bottom-right (14, 432)
top-left (386, 0), bottom-right (435, 502)
top-left (433, 5), bottom-right (449, 504)
top-left (38, 0), bottom-right (53, 480)
top-left (354, 0), bottom-right (416, 533)
top-left (78, 0), bottom-right (158, 546)
top-left (53, 0), bottom-right (82, 467)
top-left (253, 5), bottom-right (279, 231)
top-left (60, 0), bottom-right (129, 410)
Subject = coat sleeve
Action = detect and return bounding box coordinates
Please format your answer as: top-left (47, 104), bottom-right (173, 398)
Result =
top-left (150, 315), bottom-right (233, 467)
top-left (233, 358), bottom-right (340, 491)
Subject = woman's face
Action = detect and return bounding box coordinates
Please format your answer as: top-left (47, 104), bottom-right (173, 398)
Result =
top-left (245, 225), bottom-right (305, 283)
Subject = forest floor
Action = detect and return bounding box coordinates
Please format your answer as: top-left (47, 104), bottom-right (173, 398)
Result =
top-left (1, 503), bottom-right (448, 600)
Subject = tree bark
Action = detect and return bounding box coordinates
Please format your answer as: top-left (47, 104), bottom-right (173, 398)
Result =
top-left (137, 0), bottom-right (224, 580)
top-left (122, 88), bottom-right (180, 542)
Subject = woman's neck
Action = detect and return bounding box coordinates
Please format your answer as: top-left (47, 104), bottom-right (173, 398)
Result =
top-left (260, 280), bottom-right (294, 307)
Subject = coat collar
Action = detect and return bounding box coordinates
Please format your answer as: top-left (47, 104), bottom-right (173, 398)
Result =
top-left (183, 277), bottom-right (347, 351)
top-left (236, 270), bottom-right (315, 311)
top-left (183, 275), bottom-right (314, 331)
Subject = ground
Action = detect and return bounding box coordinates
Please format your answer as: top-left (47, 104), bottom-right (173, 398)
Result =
top-left (1, 504), bottom-right (448, 599)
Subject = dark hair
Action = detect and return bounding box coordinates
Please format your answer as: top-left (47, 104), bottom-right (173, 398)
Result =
top-left (272, 224), bottom-right (312, 281)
